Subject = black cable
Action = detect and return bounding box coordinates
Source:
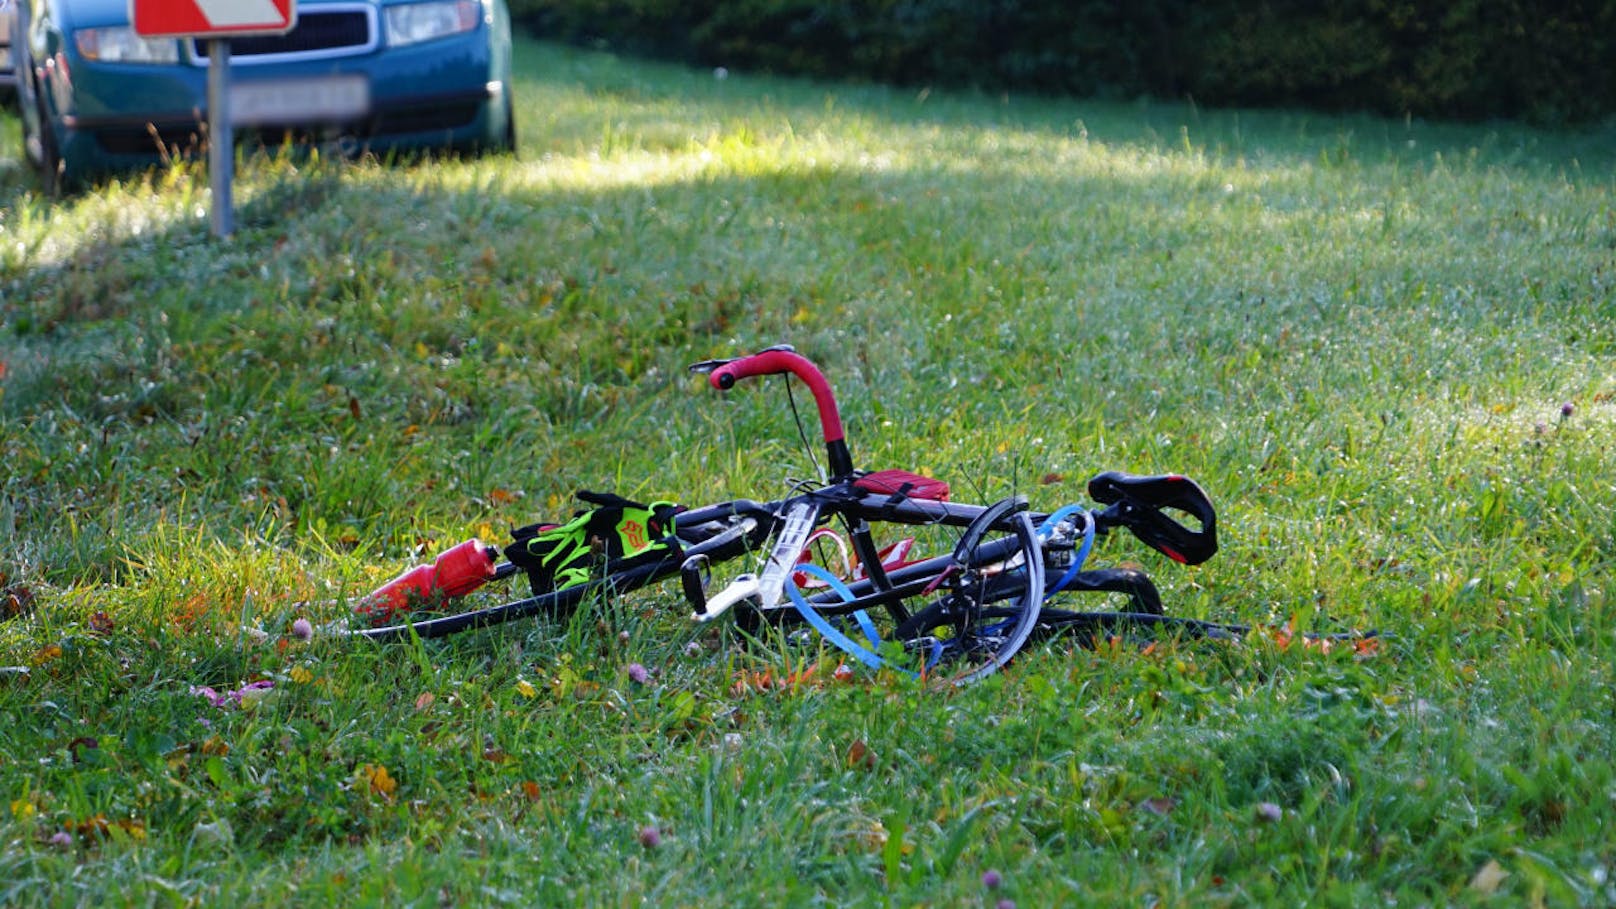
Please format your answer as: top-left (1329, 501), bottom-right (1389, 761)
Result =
top-left (779, 376), bottom-right (824, 483)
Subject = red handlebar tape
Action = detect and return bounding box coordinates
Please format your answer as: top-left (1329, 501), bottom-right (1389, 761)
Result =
top-left (708, 349), bottom-right (846, 444)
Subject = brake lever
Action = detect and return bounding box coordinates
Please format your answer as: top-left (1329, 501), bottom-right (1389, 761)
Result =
top-left (688, 357), bottom-right (737, 375)
top-left (688, 344), bottom-right (798, 376)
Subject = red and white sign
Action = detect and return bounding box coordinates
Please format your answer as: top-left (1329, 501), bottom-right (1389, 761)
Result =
top-left (132, 0), bottom-right (297, 38)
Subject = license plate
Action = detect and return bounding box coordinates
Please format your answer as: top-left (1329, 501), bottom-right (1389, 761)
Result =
top-left (230, 76), bottom-right (370, 127)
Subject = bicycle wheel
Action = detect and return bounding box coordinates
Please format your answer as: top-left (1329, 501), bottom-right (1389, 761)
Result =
top-left (885, 496), bottom-right (1046, 685)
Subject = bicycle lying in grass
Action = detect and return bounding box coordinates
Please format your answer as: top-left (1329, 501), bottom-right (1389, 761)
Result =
top-left (350, 346), bottom-right (1219, 685)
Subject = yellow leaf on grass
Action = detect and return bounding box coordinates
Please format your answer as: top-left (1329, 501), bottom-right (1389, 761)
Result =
top-left (289, 666), bottom-right (313, 684)
top-left (515, 679), bottom-right (537, 699)
top-left (359, 763), bottom-right (397, 798)
top-left (859, 820), bottom-right (889, 849)
top-left (114, 819), bottom-right (147, 841)
top-left (1469, 859), bottom-right (1508, 895)
top-left (856, 820), bottom-right (913, 854)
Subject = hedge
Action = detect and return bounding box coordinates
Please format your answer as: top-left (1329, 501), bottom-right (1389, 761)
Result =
top-left (511, 0), bottom-right (1616, 124)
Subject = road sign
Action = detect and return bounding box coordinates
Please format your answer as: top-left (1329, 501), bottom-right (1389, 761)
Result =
top-left (128, 0), bottom-right (300, 238)
top-left (131, 0), bottom-right (296, 39)
top-left (129, 0), bottom-right (300, 237)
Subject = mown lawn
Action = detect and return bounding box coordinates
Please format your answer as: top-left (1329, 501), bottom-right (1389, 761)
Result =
top-left (2, 36), bottom-right (1614, 906)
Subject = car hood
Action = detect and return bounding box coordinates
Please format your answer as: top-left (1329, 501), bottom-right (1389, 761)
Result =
top-left (64, 0), bottom-right (384, 30)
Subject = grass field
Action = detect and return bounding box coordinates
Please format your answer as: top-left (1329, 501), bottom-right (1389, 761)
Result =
top-left (3, 36), bottom-right (1615, 906)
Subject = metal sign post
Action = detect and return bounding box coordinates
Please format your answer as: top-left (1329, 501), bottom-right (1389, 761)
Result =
top-left (130, 0), bottom-right (296, 239)
top-left (207, 39), bottom-right (234, 238)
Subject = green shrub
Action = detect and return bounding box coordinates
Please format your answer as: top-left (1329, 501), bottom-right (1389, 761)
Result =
top-left (512, 0), bottom-right (1616, 123)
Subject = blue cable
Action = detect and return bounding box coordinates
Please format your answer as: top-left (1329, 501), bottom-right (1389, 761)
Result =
top-left (785, 564), bottom-right (917, 678)
top-left (793, 562), bottom-right (881, 648)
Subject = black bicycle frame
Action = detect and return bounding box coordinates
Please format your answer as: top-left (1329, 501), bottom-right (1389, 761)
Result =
top-left (355, 480), bottom-right (1031, 642)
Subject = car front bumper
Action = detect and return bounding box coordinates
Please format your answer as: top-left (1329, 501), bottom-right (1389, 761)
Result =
top-left (48, 26), bottom-right (510, 177)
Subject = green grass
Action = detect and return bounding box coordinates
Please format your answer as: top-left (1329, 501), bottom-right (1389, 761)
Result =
top-left (3, 36), bottom-right (1615, 905)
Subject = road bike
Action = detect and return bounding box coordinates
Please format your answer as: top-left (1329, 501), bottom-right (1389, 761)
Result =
top-left (350, 345), bottom-right (1219, 685)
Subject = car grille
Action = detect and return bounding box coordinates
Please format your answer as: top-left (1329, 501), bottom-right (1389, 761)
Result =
top-left (191, 7), bottom-right (375, 62)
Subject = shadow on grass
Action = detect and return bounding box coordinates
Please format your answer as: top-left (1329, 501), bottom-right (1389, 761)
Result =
top-left (2, 36), bottom-right (1613, 583)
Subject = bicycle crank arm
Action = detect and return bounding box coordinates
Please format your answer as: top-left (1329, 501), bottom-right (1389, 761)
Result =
top-left (691, 573), bottom-right (762, 623)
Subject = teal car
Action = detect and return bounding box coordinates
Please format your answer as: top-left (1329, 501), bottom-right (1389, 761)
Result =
top-left (1, 0), bottom-right (16, 100)
top-left (14, 0), bottom-right (515, 193)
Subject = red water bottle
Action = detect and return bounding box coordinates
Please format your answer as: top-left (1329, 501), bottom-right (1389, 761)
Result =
top-left (357, 539), bottom-right (498, 623)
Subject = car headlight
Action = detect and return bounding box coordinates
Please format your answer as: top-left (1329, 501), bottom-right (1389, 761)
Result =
top-left (74, 27), bottom-right (180, 64)
top-left (385, 0), bottom-right (482, 47)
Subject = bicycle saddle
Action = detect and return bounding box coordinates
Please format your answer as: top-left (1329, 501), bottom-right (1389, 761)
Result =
top-left (1087, 471), bottom-right (1218, 565)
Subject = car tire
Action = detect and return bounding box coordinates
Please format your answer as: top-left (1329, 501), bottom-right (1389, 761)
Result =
top-left (17, 42), bottom-right (68, 197)
top-left (501, 104), bottom-right (517, 155)
top-left (30, 90), bottom-right (67, 197)
top-left (460, 95), bottom-right (514, 160)
top-left (487, 94), bottom-right (516, 157)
